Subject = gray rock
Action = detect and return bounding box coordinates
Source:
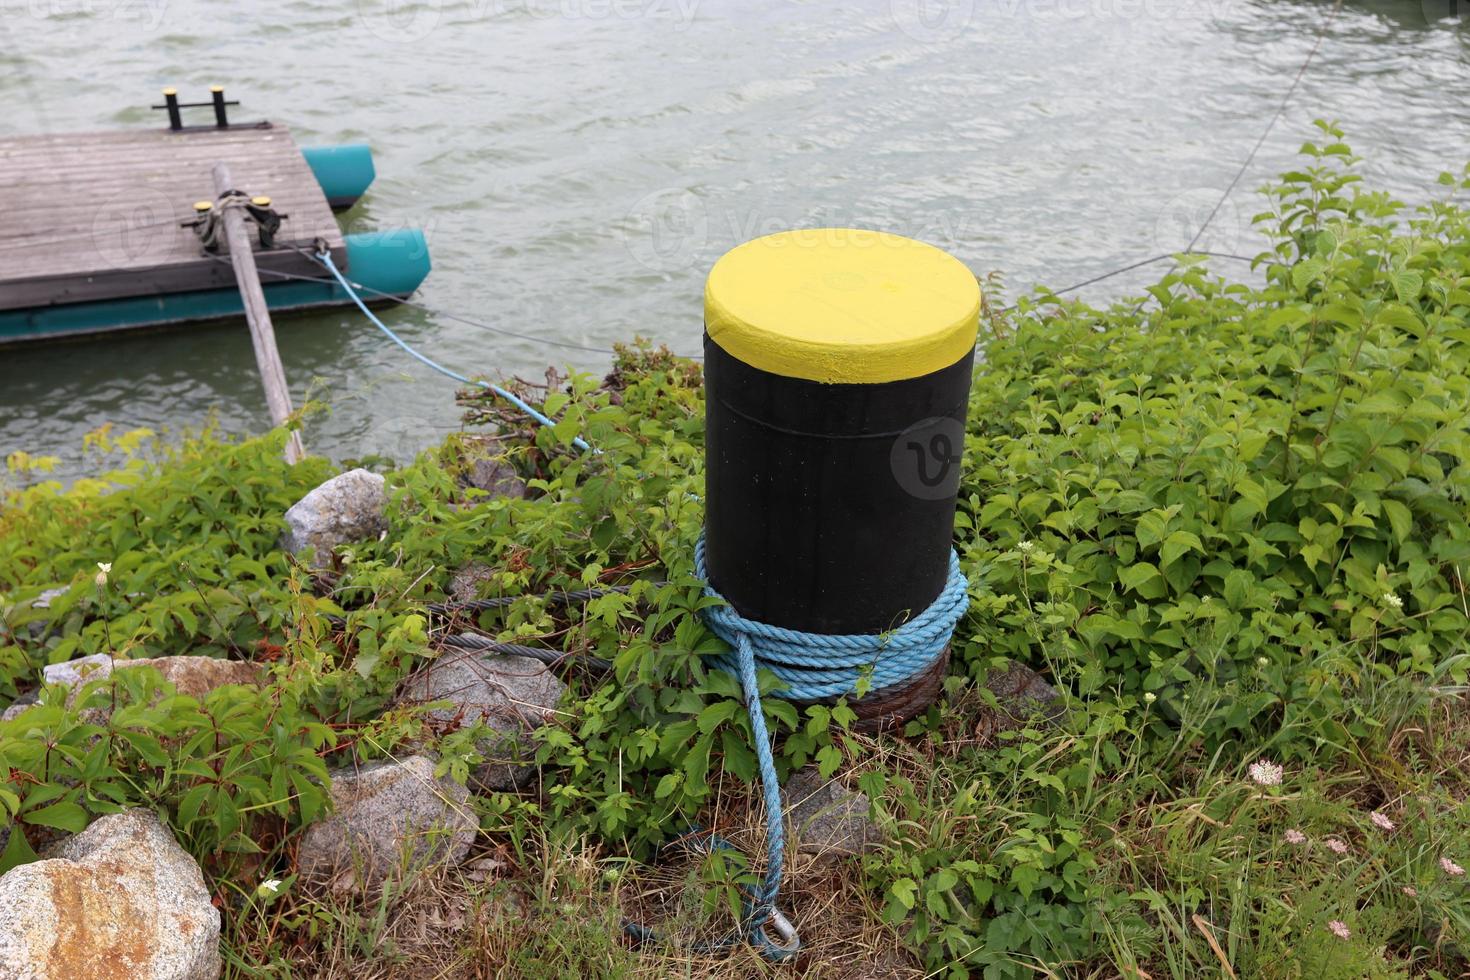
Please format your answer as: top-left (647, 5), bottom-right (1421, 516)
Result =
top-left (975, 660), bottom-right (1064, 741)
top-left (42, 652), bottom-right (114, 688)
top-left (448, 563), bottom-right (496, 603)
top-left (298, 756), bottom-right (477, 895)
top-left (395, 648), bottom-right (565, 791)
top-left (784, 767), bottom-right (883, 865)
top-left (281, 468), bottom-right (388, 565)
top-left (1, 693), bottom-right (38, 724)
top-left (465, 454), bottom-right (527, 501)
top-left (0, 808), bottom-right (220, 980)
top-left (1, 587), bottom-right (67, 643)
top-left (30, 587), bottom-right (68, 611)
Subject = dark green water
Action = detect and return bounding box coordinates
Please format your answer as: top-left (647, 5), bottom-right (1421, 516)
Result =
top-left (1, 0), bottom-right (1466, 474)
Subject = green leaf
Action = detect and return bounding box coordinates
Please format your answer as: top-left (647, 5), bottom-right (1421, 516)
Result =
top-left (1160, 530), bottom-right (1204, 569)
top-left (0, 823), bottom-right (40, 875)
top-left (1382, 499), bottom-right (1412, 544)
top-left (890, 877), bottom-right (917, 911)
top-left (1119, 563), bottom-right (1164, 598)
top-left (23, 801), bottom-right (89, 833)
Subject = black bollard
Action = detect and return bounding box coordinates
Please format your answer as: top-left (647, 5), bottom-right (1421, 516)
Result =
top-left (703, 228), bottom-right (979, 645)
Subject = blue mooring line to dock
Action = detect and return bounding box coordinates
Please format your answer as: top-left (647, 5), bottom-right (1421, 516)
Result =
top-left (313, 249), bottom-right (592, 453)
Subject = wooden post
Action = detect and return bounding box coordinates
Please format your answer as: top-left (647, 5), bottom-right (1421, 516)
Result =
top-left (212, 162), bottom-right (305, 463)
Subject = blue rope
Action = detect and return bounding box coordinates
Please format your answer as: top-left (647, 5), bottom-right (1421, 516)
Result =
top-left (692, 534), bottom-right (969, 960)
top-left (313, 250), bottom-right (592, 452)
top-left (317, 243), bottom-right (969, 957)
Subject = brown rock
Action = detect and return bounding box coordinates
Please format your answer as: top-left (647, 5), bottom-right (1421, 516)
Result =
top-left (4, 656), bottom-right (263, 730)
top-left (37, 654), bottom-right (260, 702)
top-left (0, 809), bottom-right (220, 979)
top-left (126, 657), bottom-right (262, 700)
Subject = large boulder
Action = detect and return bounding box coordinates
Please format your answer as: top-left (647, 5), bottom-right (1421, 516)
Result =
top-left (281, 468), bottom-right (388, 565)
top-left (297, 756), bottom-right (477, 895)
top-left (0, 809), bottom-right (220, 980)
top-left (394, 648), bottom-right (565, 791)
top-left (784, 767), bottom-right (884, 866)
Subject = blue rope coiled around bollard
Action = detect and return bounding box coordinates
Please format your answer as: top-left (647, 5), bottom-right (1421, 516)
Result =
top-left (690, 535), bottom-right (970, 961)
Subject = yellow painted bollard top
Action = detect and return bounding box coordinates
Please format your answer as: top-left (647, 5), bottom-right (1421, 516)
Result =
top-left (703, 228), bottom-right (981, 385)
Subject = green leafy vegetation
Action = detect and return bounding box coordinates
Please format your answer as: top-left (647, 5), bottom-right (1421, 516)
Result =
top-left (3, 125), bottom-right (1469, 977)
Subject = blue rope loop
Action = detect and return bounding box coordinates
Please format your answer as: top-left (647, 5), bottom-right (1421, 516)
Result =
top-left (694, 534), bottom-right (969, 962)
top-left (697, 539), bottom-right (969, 701)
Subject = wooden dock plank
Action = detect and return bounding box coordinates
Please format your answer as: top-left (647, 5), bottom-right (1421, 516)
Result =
top-left (0, 125), bottom-right (345, 311)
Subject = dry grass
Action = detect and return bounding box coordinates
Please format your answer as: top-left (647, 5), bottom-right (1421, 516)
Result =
top-left (225, 773), bottom-right (919, 979)
top-left (223, 684), bottom-right (1470, 978)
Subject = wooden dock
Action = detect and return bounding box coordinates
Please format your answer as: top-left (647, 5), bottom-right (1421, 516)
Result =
top-left (0, 125), bottom-right (346, 311)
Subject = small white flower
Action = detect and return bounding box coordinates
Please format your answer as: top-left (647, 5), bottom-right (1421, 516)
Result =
top-left (1017, 539), bottom-right (1035, 554)
top-left (1402, 885), bottom-right (1418, 897)
top-left (1325, 837), bottom-right (1349, 855)
top-left (1327, 920), bottom-right (1350, 940)
top-left (1383, 591), bottom-right (1403, 610)
top-left (1441, 856), bottom-right (1465, 877)
top-left (94, 562), bottom-right (112, 588)
top-left (1143, 692), bottom-right (1157, 704)
top-left (1370, 812), bottom-right (1395, 831)
top-left (1284, 829), bottom-right (1307, 845)
top-left (1248, 759), bottom-right (1284, 786)
top-left (256, 878), bottom-right (282, 898)
top-left (1257, 657), bottom-right (1270, 668)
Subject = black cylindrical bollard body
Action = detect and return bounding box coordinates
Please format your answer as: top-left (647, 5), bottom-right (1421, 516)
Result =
top-left (703, 228), bottom-right (979, 637)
